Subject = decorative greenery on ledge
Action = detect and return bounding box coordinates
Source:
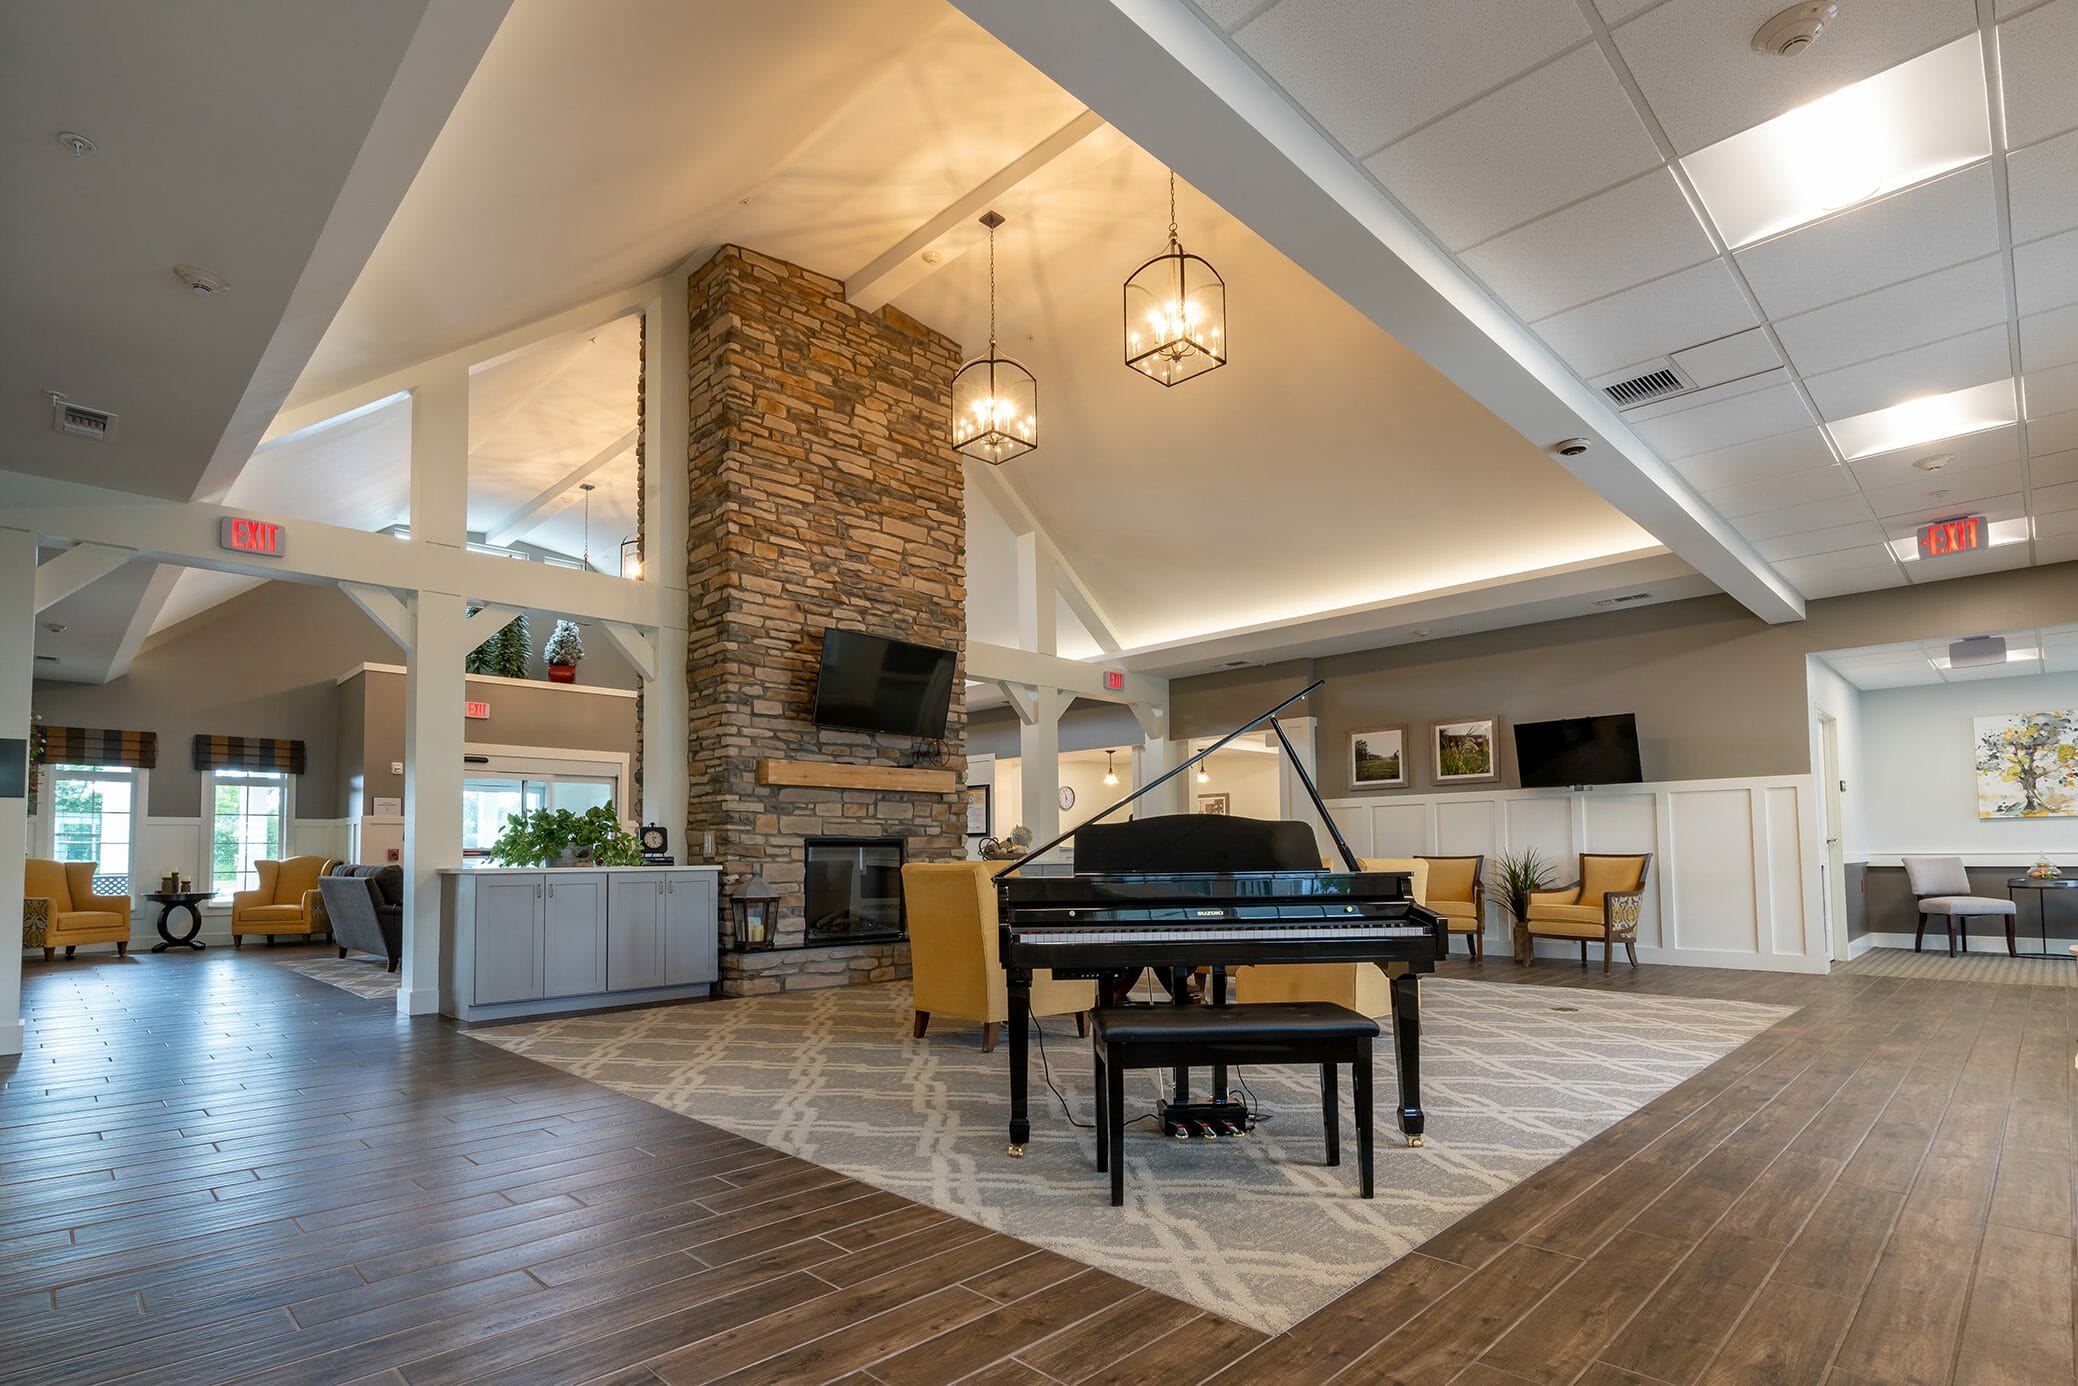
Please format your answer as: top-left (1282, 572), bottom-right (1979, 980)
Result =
top-left (487, 805), bottom-right (641, 868)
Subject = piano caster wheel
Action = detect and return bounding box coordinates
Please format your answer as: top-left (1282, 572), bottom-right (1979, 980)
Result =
top-left (1407, 1135), bottom-right (1424, 1148)
top-left (1007, 1144), bottom-right (1026, 1158)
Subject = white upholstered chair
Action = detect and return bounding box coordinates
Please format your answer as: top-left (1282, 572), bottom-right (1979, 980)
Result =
top-left (1901, 855), bottom-right (2017, 956)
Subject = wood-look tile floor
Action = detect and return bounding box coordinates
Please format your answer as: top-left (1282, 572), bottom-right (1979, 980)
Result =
top-left (0, 950), bottom-right (2070, 1385)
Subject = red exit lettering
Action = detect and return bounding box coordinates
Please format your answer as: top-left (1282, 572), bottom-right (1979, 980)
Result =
top-left (218, 516), bottom-right (285, 557)
top-left (1915, 514), bottom-right (1986, 561)
top-left (464, 701), bottom-right (491, 720)
top-left (1103, 670), bottom-right (1125, 691)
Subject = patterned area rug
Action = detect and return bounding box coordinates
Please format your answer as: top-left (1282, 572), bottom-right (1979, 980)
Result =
top-left (1835, 945), bottom-right (2075, 988)
top-left (278, 954), bottom-right (401, 999)
top-left (468, 979), bottom-right (1788, 1334)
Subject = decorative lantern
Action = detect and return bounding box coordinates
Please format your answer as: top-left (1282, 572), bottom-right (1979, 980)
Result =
top-left (730, 875), bottom-right (780, 951)
top-left (950, 210), bottom-right (1037, 466)
top-left (1123, 171), bottom-right (1226, 387)
top-left (619, 534), bottom-right (642, 580)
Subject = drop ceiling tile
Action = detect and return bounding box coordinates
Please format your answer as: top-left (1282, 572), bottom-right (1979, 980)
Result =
top-left (2039, 533), bottom-right (2078, 564)
top-left (2031, 408), bottom-right (2078, 454)
top-left (1670, 428), bottom-right (1837, 490)
top-left (1623, 364), bottom-right (1787, 421)
top-left (1999, 0), bottom-right (2078, 150)
top-left (1705, 462), bottom-right (1859, 518)
top-left (1847, 423), bottom-right (2020, 490)
top-left (1802, 325), bottom-right (2015, 421)
top-left (1735, 493), bottom-right (1879, 540)
top-left (1754, 520), bottom-right (1891, 560)
top-left (1776, 546), bottom-right (1905, 582)
top-left (1905, 542), bottom-right (2034, 583)
top-left (2032, 448), bottom-right (2078, 487)
top-left (2035, 479), bottom-right (2078, 513)
top-left (2024, 360), bottom-right (2078, 419)
top-left (1735, 165), bottom-right (2001, 319)
top-left (1364, 44), bottom-right (1662, 250)
top-left (2036, 506), bottom-right (2078, 537)
top-left (1671, 329), bottom-right (1782, 388)
top-left (2008, 128), bottom-right (2078, 243)
top-left (1231, 0), bottom-right (1589, 156)
top-left (1592, 0), bottom-right (1659, 23)
top-left (1459, 169), bottom-right (1714, 321)
top-left (1613, 0), bottom-right (1978, 154)
top-left (1772, 256), bottom-right (2009, 377)
top-left (1531, 261), bottom-right (1759, 380)
top-left (1881, 492), bottom-right (2027, 538)
top-left (1827, 650), bottom-right (1939, 672)
top-left (2021, 303), bottom-right (2078, 374)
top-left (1191, 0), bottom-right (1264, 29)
top-left (2044, 642), bottom-right (2078, 670)
top-left (1631, 381), bottom-right (1817, 457)
top-left (1861, 459), bottom-right (2026, 518)
top-left (2015, 226), bottom-right (2078, 314)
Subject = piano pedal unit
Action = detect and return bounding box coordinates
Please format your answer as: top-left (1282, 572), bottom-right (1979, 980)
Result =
top-left (1159, 1097), bottom-right (1255, 1140)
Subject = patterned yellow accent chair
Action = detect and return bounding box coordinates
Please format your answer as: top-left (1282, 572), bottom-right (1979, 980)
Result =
top-left (1417, 855), bottom-right (1486, 960)
top-left (1233, 857), bottom-right (1428, 1018)
top-left (902, 862), bottom-right (1096, 1052)
top-left (230, 856), bottom-right (340, 947)
top-left (1522, 853), bottom-right (1652, 972)
top-left (24, 859), bottom-right (131, 961)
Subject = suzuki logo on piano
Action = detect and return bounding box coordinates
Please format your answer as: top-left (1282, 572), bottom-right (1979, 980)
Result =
top-left (1193, 908), bottom-right (1224, 918)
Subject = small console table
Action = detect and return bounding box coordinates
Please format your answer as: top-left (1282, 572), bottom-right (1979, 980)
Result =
top-left (145, 892), bottom-right (212, 952)
top-left (2007, 877), bottom-right (2078, 958)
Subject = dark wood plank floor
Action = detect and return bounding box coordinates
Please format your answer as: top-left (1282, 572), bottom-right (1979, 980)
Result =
top-left (1, 949), bottom-right (2070, 1384)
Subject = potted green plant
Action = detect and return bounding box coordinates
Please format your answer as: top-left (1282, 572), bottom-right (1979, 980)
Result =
top-left (544, 619), bottom-right (584, 684)
top-left (1489, 847), bottom-right (1555, 963)
top-left (487, 805), bottom-right (641, 868)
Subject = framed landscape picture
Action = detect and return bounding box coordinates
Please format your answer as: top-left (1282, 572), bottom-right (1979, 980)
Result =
top-left (1432, 717), bottom-right (1500, 785)
top-left (1974, 710), bottom-right (2078, 819)
top-left (1350, 728), bottom-right (1407, 789)
top-left (1198, 792), bottom-right (1231, 815)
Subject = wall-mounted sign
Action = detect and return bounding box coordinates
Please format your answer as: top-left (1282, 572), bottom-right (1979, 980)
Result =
top-left (1916, 514), bottom-right (1986, 560)
top-left (464, 701), bottom-right (491, 720)
top-left (1103, 669), bottom-right (1125, 691)
top-left (219, 516), bottom-right (285, 557)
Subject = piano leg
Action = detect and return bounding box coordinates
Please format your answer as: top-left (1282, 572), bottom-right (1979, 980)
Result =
top-left (1007, 965), bottom-right (1032, 1157)
top-left (1389, 970), bottom-right (1425, 1147)
top-left (1209, 966), bottom-right (1230, 1108)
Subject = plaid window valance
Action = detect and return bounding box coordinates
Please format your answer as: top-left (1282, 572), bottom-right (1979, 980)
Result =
top-left (34, 727), bottom-right (158, 769)
top-left (192, 735), bottom-right (306, 775)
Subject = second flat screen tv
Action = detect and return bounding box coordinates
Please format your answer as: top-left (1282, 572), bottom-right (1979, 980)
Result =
top-left (1513, 713), bottom-right (1642, 789)
top-left (810, 629), bottom-right (957, 739)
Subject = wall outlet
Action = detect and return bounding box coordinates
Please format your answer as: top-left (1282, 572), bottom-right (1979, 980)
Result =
top-left (702, 831), bottom-right (715, 858)
top-left (391, 761), bottom-right (404, 776)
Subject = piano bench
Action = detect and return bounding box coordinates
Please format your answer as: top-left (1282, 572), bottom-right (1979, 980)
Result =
top-left (1090, 1002), bottom-right (1380, 1206)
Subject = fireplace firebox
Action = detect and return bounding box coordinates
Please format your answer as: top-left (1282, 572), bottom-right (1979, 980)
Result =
top-left (803, 838), bottom-right (906, 944)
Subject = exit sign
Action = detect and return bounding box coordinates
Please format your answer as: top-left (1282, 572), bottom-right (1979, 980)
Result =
top-left (1103, 670), bottom-right (1125, 691)
top-left (1917, 514), bottom-right (1986, 560)
top-left (464, 701), bottom-right (490, 720)
top-left (219, 516), bottom-right (285, 557)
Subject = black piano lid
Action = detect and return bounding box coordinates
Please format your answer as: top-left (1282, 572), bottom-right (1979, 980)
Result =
top-left (999, 869), bottom-right (1414, 906)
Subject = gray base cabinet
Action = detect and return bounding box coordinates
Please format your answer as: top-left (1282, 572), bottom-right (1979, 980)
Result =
top-left (441, 867), bottom-right (721, 1022)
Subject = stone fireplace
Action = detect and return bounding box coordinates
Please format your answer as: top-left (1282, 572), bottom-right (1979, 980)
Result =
top-left (803, 837), bottom-right (906, 945)
top-left (678, 245), bottom-right (966, 995)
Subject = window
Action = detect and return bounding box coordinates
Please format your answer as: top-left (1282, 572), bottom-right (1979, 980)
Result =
top-left (461, 768), bottom-right (619, 860)
top-left (49, 765), bottom-right (137, 895)
top-left (208, 770), bottom-right (289, 899)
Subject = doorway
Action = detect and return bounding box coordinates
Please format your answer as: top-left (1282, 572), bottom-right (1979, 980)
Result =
top-left (1816, 711), bottom-right (1850, 961)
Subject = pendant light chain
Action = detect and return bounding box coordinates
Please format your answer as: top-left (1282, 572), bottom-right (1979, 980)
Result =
top-left (1168, 170), bottom-right (1179, 249)
top-left (987, 217), bottom-right (998, 353)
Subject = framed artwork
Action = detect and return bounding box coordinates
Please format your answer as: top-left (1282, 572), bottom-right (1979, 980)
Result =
top-left (1974, 710), bottom-right (2078, 819)
top-left (1432, 717), bottom-right (1500, 785)
top-left (1198, 792), bottom-right (1231, 815)
top-left (1349, 727), bottom-right (1407, 789)
top-left (965, 783), bottom-right (992, 836)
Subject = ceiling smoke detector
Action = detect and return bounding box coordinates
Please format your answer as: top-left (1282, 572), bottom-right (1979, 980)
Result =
top-left (173, 264), bottom-right (230, 296)
top-left (1912, 452), bottom-right (1954, 472)
top-left (56, 130), bottom-right (96, 158)
top-left (1752, 3), bottom-right (1838, 56)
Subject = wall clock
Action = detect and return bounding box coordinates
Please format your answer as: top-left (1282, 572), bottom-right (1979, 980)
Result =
top-left (1058, 785), bottom-right (1076, 810)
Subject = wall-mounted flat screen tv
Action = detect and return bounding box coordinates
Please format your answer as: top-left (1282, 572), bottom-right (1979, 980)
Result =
top-left (810, 629), bottom-right (957, 739)
top-left (1513, 713), bottom-right (1643, 789)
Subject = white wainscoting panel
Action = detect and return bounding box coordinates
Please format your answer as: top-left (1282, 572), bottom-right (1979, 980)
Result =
top-left (1324, 775), bottom-right (1825, 973)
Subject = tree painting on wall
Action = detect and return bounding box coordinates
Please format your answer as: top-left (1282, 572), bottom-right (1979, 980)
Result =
top-left (1974, 710), bottom-right (2078, 819)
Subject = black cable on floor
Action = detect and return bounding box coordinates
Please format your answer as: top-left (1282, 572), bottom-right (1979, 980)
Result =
top-left (1033, 1015), bottom-right (1161, 1130)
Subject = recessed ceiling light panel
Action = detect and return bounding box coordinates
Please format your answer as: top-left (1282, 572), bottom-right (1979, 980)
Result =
top-left (1681, 34), bottom-right (1989, 248)
top-left (1825, 379), bottom-right (2016, 460)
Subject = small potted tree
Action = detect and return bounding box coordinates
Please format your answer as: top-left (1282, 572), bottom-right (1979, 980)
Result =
top-left (544, 619), bottom-right (584, 683)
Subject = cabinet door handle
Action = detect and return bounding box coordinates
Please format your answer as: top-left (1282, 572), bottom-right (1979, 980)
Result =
top-left (549, 883), bottom-right (556, 899)
top-left (535, 883), bottom-right (542, 898)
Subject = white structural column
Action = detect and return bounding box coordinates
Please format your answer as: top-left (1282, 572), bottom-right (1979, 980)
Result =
top-left (1015, 532), bottom-right (1056, 657)
top-left (1129, 706), bottom-right (1184, 817)
top-left (1016, 686), bottom-right (1067, 848)
top-left (398, 363), bottom-right (469, 1016)
top-left (1273, 716), bottom-right (1337, 860)
top-left (640, 279), bottom-right (691, 842)
top-left (0, 528), bottom-right (35, 1055)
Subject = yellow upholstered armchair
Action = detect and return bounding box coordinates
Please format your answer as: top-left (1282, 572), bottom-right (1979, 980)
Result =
top-left (1233, 857), bottom-right (1428, 1018)
top-left (230, 856), bottom-right (339, 947)
top-left (902, 861), bottom-right (1095, 1052)
top-left (1522, 853), bottom-right (1652, 972)
top-left (24, 859), bottom-right (132, 961)
top-left (1417, 854), bottom-right (1486, 959)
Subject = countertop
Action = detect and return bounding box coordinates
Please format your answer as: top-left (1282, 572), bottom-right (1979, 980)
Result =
top-left (439, 864), bottom-right (722, 875)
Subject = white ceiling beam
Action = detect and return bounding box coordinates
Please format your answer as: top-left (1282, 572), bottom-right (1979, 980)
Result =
top-left (103, 564), bottom-right (184, 682)
top-left (995, 681), bottom-right (1041, 726)
top-left (949, 0), bottom-right (1804, 626)
top-left (344, 583), bottom-right (414, 652)
top-left (595, 620), bottom-right (658, 683)
top-left (260, 281), bottom-right (661, 449)
top-left (34, 543), bottom-right (136, 613)
top-left (482, 430), bottom-right (639, 547)
top-left (194, 0), bottom-right (514, 501)
top-left (967, 461), bottom-right (1124, 653)
top-left (968, 639), bottom-right (1167, 706)
top-left (846, 109), bottom-right (1115, 311)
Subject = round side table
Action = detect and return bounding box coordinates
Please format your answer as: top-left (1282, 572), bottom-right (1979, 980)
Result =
top-left (145, 892), bottom-right (212, 952)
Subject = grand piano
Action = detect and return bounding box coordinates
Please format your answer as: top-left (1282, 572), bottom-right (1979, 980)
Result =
top-left (992, 682), bottom-right (1447, 1156)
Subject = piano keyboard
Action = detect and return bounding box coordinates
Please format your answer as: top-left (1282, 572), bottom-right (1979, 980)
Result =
top-left (1017, 922), bottom-right (1435, 947)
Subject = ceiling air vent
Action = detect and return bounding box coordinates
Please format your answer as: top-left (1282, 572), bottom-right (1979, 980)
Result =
top-left (1601, 366), bottom-right (1689, 409)
top-left (49, 394), bottom-right (118, 442)
top-left (1593, 592), bottom-right (1654, 608)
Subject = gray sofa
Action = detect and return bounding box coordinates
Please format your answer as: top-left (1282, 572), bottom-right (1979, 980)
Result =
top-left (318, 865), bottom-right (404, 972)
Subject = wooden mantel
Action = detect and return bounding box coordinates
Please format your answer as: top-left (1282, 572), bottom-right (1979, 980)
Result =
top-left (754, 759), bottom-right (958, 794)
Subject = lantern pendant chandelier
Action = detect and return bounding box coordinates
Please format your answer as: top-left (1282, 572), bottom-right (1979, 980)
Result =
top-left (1124, 171), bottom-right (1227, 386)
top-left (950, 210), bottom-right (1037, 466)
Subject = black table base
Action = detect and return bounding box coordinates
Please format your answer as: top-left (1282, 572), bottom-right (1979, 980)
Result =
top-left (2007, 877), bottom-right (2078, 960)
top-left (149, 898), bottom-right (208, 952)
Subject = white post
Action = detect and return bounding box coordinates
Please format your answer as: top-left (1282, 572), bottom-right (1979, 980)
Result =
top-left (1129, 702), bottom-right (1182, 817)
top-left (0, 527), bottom-right (35, 1056)
top-left (1018, 686), bottom-right (1065, 848)
top-left (1275, 715), bottom-right (1334, 858)
top-left (1015, 532), bottom-right (1056, 656)
top-left (641, 279), bottom-right (690, 847)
